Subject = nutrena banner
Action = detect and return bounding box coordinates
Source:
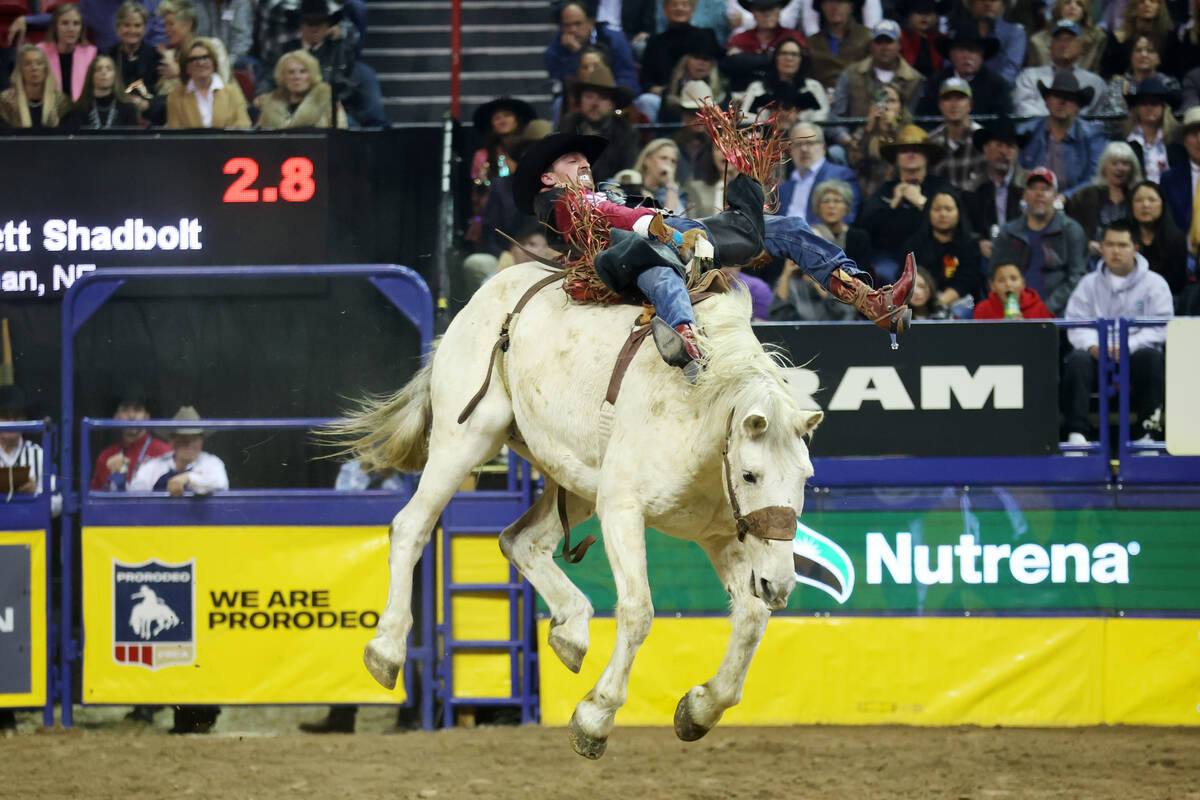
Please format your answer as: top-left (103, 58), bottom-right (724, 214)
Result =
top-left (82, 526), bottom-right (401, 704)
top-left (549, 510), bottom-right (1200, 615)
top-left (0, 531), bottom-right (47, 708)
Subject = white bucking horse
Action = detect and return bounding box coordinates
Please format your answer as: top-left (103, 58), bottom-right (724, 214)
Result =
top-left (337, 260), bottom-right (822, 758)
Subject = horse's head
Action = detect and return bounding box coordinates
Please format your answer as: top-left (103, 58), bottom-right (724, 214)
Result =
top-left (722, 405), bottom-right (822, 610)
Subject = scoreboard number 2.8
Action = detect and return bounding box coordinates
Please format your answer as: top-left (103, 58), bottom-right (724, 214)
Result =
top-left (222, 156), bottom-right (317, 203)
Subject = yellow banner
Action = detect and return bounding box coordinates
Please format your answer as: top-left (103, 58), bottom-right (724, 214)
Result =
top-left (82, 526), bottom-right (405, 704)
top-left (539, 617), bottom-right (1200, 726)
top-left (0, 530), bottom-right (46, 708)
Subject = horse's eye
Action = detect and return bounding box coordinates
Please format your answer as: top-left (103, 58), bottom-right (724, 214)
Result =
top-left (742, 471), bottom-right (757, 484)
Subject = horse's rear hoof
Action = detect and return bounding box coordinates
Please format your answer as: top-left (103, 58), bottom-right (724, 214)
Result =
top-left (674, 690), bottom-right (712, 742)
top-left (363, 639), bottom-right (401, 690)
top-left (568, 711), bottom-right (607, 759)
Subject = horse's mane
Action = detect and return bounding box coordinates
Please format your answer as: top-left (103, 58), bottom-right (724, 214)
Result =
top-left (691, 290), bottom-right (805, 455)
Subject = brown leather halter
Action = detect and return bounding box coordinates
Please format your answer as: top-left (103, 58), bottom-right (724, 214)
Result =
top-left (721, 410), bottom-right (797, 543)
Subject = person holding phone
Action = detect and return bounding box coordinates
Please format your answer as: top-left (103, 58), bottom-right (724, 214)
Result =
top-left (0, 386), bottom-right (43, 496)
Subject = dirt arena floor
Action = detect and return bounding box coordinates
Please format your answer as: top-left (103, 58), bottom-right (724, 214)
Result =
top-left (3, 706), bottom-right (1198, 799)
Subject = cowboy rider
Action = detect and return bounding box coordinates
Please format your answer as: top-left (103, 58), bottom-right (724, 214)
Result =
top-left (513, 132), bottom-right (914, 378)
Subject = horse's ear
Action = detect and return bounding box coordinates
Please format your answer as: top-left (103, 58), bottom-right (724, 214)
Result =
top-left (742, 411), bottom-right (769, 438)
top-left (795, 409), bottom-right (823, 437)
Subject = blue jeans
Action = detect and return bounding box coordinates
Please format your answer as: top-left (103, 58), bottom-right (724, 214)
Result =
top-left (636, 266), bottom-right (694, 328)
top-left (761, 215), bottom-right (870, 289)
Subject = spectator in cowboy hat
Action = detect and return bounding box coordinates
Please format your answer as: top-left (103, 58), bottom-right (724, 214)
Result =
top-left (465, 97), bottom-right (548, 246)
top-left (830, 19), bottom-right (924, 125)
top-left (1123, 76), bottom-right (1186, 184)
top-left (947, 0), bottom-right (1026, 83)
top-left (1017, 71), bottom-right (1106, 198)
top-left (926, 76), bottom-right (985, 193)
top-left (1159, 106), bottom-right (1200, 256)
top-left (640, 0), bottom-right (724, 100)
top-left (557, 65), bottom-right (639, 183)
top-left (913, 28), bottom-right (1011, 116)
top-left (130, 406), bottom-right (228, 496)
top-left (858, 124), bottom-right (952, 280)
top-left (655, 29), bottom-right (727, 122)
top-left (1012, 19), bottom-right (1106, 117)
top-left (727, 0), bottom-right (805, 55)
top-left (897, 0), bottom-right (948, 77)
top-left (805, 0), bottom-right (872, 90)
top-left (963, 118), bottom-right (1029, 259)
top-left (671, 80), bottom-right (719, 180)
top-left (989, 166), bottom-right (1089, 315)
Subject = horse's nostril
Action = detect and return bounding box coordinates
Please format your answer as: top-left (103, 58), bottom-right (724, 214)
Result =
top-left (760, 576), bottom-right (771, 599)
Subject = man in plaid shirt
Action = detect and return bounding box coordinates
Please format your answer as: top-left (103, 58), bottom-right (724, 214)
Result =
top-left (927, 76), bottom-right (985, 193)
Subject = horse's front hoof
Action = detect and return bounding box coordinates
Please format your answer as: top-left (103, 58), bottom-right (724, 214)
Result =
top-left (363, 638), bottom-right (402, 690)
top-left (674, 689), bottom-right (712, 742)
top-left (568, 711), bottom-right (608, 759)
top-left (548, 622), bottom-right (586, 674)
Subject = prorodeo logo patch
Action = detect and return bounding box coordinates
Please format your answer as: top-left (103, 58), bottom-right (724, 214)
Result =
top-left (112, 558), bottom-right (196, 671)
top-left (793, 521), bottom-right (855, 604)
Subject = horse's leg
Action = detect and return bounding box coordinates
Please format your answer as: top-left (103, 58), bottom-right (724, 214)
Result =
top-left (567, 500), bottom-right (650, 759)
top-left (498, 480), bottom-right (595, 673)
top-left (672, 536), bottom-right (770, 742)
top-left (364, 408), bottom-right (512, 690)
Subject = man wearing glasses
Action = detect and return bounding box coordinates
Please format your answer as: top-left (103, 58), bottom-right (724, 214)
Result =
top-left (777, 121), bottom-right (862, 225)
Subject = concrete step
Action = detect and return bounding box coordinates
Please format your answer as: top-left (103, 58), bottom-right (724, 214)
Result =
top-left (364, 46), bottom-right (544, 75)
top-left (379, 70), bottom-right (551, 99)
top-left (364, 24), bottom-right (554, 49)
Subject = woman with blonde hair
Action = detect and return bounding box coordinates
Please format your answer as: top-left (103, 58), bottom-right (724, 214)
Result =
top-left (634, 138), bottom-right (686, 215)
top-left (1122, 77), bottom-right (1182, 183)
top-left (35, 3), bottom-right (97, 100)
top-left (165, 37), bottom-right (249, 128)
top-left (1025, 0), bottom-right (1104, 72)
top-left (109, 1), bottom-right (161, 115)
top-left (156, 0), bottom-right (230, 97)
top-left (258, 50), bottom-right (345, 129)
top-left (0, 44), bottom-right (71, 128)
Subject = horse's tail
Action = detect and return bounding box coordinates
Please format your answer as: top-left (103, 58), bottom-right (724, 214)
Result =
top-left (324, 356), bottom-right (435, 474)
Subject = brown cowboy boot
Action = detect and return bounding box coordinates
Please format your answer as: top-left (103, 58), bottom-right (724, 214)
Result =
top-left (827, 252), bottom-right (916, 334)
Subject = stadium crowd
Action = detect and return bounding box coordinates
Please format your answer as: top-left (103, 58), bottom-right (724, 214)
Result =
top-left (462, 0), bottom-right (1200, 445)
top-left (0, 0), bottom-right (384, 129)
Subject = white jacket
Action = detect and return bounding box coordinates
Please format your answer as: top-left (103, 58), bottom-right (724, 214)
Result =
top-left (1064, 252), bottom-right (1174, 353)
top-left (130, 450), bottom-right (229, 495)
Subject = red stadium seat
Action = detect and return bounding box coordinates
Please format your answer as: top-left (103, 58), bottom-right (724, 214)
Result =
top-left (233, 68), bottom-right (256, 101)
top-left (38, 0), bottom-right (74, 14)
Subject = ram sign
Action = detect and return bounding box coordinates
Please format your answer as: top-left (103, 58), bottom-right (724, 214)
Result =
top-left (755, 320), bottom-right (1060, 457)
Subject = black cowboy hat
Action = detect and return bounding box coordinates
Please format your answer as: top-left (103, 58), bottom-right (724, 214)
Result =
top-left (936, 29), bottom-right (1001, 61)
top-left (513, 132), bottom-right (608, 214)
top-left (1124, 75), bottom-right (1181, 110)
top-left (749, 81), bottom-right (822, 113)
top-left (472, 96), bottom-right (537, 135)
top-left (677, 27), bottom-right (725, 61)
top-left (300, 0), bottom-right (342, 24)
top-left (1037, 70), bottom-right (1094, 107)
top-left (738, 0), bottom-right (787, 10)
top-left (566, 64), bottom-right (635, 108)
top-left (896, 0), bottom-right (948, 16)
top-left (972, 117), bottom-right (1031, 150)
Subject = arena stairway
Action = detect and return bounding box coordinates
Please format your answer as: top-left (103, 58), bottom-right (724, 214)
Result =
top-left (365, 0), bottom-right (556, 125)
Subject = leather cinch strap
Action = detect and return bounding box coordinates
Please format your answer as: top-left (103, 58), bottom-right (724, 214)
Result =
top-left (457, 271), bottom-right (564, 425)
top-left (556, 485), bottom-right (596, 563)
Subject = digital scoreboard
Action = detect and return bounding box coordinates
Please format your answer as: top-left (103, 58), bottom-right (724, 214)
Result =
top-left (0, 135), bottom-right (331, 298)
